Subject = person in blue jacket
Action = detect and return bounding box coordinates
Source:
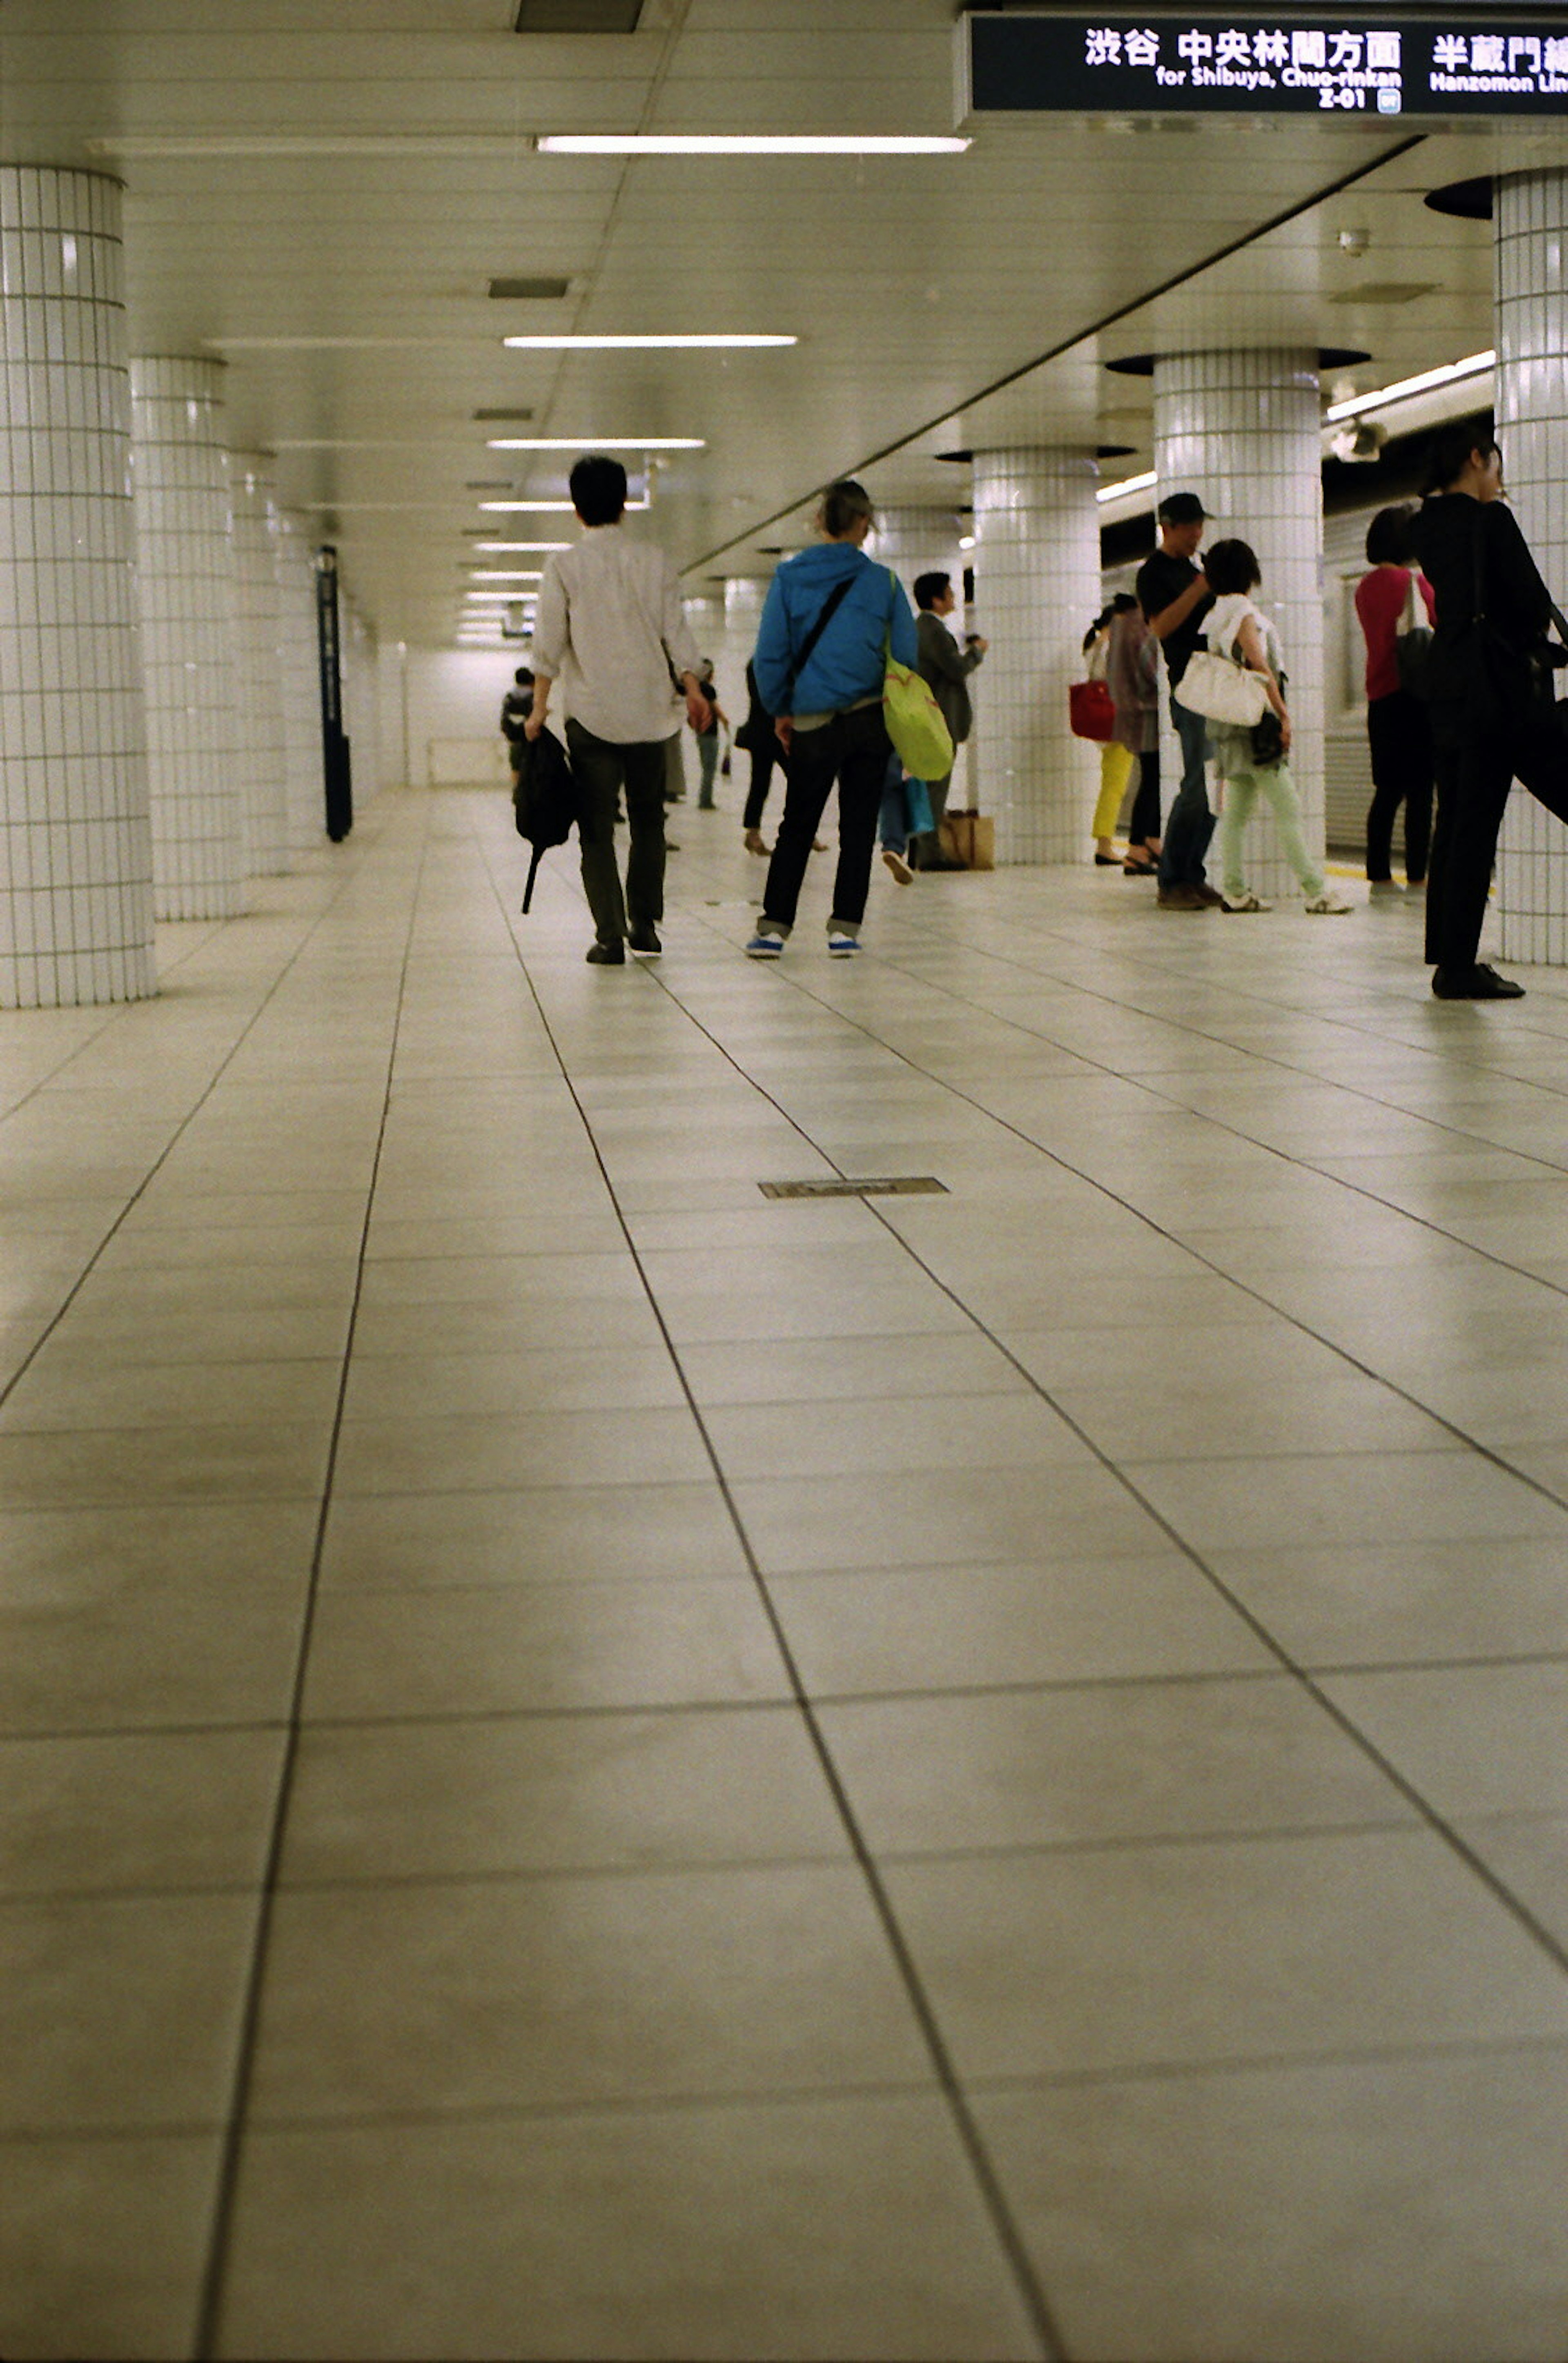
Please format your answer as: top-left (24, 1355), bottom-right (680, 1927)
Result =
top-left (746, 479), bottom-right (920, 958)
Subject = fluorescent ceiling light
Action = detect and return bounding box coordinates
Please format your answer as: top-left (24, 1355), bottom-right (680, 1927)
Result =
top-left (472, 541), bottom-right (572, 552)
top-left (486, 436), bottom-right (705, 450)
top-left (1097, 469), bottom-right (1158, 507)
top-left (958, 535), bottom-right (976, 552)
top-left (469, 570), bottom-right (546, 581)
top-left (501, 333), bottom-right (794, 350)
top-left (1324, 350), bottom-right (1494, 423)
top-left (537, 135), bottom-right (970, 155)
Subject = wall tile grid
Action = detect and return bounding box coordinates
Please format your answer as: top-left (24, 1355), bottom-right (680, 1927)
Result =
top-left (129, 356), bottom-right (245, 921)
top-left (971, 451), bottom-right (1101, 864)
top-left (1496, 169), bottom-right (1568, 968)
top-left (229, 451), bottom-right (289, 876)
top-left (342, 598), bottom-right (382, 808)
top-left (276, 509), bottom-right (326, 853)
top-left (1154, 350), bottom-right (1326, 905)
top-left (0, 167), bottom-right (156, 1007)
top-left (721, 575), bottom-right (767, 722)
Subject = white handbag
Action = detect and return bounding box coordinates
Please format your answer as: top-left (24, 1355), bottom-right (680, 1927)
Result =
top-left (1174, 646), bottom-right (1271, 728)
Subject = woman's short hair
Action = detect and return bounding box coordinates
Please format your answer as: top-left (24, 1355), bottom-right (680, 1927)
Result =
top-left (914, 571), bottom-right (951, 611)
top-left (819, 479), bottom-right (875, 537)
top-left (1204, 538), bottom-right (1261, 595)
top-left (570, 454), bottom-right (628, 526)
top-left (1422, 424), bottom-right (1499, 498)
top-left (1365, 505), bottom-right (1415, 566)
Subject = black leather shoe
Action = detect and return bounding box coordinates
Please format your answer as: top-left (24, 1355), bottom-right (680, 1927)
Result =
top-left (628, 925), bottom-right (662, 955)
top-left (1432, 963), bottom-right (1525, 1000)
top-left (586, 939), bottom-right (626, 965)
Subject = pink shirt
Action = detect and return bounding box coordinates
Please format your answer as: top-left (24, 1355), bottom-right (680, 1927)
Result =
top-left (1355, 565), bottom-right (1436, 703)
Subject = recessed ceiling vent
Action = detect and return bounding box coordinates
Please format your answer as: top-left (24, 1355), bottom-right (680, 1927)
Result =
top-left (488, 277), bottom-right (572, 300)
top-left (474, 409), bottom-right (535, 423)
top-left (513, 0), bottom-right (645, 29)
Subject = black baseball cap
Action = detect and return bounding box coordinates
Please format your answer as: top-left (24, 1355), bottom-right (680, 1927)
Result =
top-left (1157, 491), bottom-right (1208, 524)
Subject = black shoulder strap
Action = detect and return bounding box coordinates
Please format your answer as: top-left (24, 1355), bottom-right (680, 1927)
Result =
top-left (779, 574), bottom-right (856, 711)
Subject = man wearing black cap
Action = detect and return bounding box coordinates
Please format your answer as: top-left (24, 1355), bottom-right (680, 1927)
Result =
top-left (1137, 493), bottom-right (1217, 909)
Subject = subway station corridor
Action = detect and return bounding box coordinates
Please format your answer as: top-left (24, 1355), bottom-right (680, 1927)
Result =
top-left (4, 789), bottom-right (1568, 2361)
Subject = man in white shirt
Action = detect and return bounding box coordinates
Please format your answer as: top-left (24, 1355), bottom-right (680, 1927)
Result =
top-left (526, 456), bottom-right (711, 962)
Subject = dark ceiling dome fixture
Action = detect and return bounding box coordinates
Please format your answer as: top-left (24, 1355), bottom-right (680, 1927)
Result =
top-left (933, 446), bottom-right (1136, 461)
top-left (487, 278), bottom-right (572, 301)
top-left (514, 0), bottom-right (645, 28)
top-left (1104, 348), bottom-right (1371, 376)
top-left (1424, 178), bottom-right (1494, 222)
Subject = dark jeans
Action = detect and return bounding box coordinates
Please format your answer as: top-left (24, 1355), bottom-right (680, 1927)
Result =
top-left (1365, 690), bottom-right (1434, 882)
top-left (1426, 701), bottom-right (1568, 970)
top-left (761, 703), bottom-right (891, 932)
top-left (1128, 748), bottom-right (1161, 848)
top-left (566, 719), bottom-right (669, 944)
top-left (1158, 697), bottom-right (1214, 887)
top-left (742, 736), bottom-right (786, 832)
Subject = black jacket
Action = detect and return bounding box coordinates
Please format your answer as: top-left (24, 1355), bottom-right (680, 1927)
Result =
top-left (1409, 496), bottom-right (1555, 706)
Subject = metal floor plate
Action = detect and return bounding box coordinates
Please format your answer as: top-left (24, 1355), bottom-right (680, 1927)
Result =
top-left (758, 1176), bottom-right (948, 1200)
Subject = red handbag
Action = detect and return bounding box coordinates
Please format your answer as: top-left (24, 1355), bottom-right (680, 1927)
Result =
top-left (1069, 679), bottom-right (1116, 742)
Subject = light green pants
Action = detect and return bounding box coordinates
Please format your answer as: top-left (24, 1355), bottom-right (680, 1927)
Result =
top-left (1218, 759), bottom-right (1324, 901)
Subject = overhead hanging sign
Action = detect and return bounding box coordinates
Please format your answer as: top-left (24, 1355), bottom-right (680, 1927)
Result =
top-left (960, 9), bottom-right (1568, 116)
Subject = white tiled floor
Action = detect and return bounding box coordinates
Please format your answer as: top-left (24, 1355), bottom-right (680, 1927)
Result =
top-left (4, 787), bottom-right (1568, 2363)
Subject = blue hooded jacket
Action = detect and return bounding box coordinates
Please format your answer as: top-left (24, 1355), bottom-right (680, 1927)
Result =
top-left (753, 542), bottom-right (919, 721)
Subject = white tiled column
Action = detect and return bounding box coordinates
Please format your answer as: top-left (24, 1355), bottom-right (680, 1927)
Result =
top-left (1496, 170), bottom-right (1568, 967)
top-left (129, 356), bottom-right (245, 920)
top-left (229, 452), bottom-right (288, 877)
top-left (971, 450), bottom-right (1101, 864)
top-left (869, 506), bottom-right (967, 622)
top-left (276, 510), bottom-right (324, 853)
top-left (0, 167), bottom-right (156, 1007)
top-left (1154, 349), bottom-right (1325, 903)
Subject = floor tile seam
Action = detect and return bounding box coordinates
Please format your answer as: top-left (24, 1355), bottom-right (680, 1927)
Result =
top-left (869, 1816), bottom-right (1441, 1868)
top-left (844, 1201), bottom-right (1568, 1986)
top-left (0, 1719), bottom-right (291, 1746)
top-left (296, 1695), bottom-right (797, 1731)
top-left (273, 1851), bottom-right (864, 1897)
top-left (478, 819), bottom-right (1069, 2363)
top-left (960, 2029), bottom-right (1568, 2096)
top-left (192, 803), bottom-right (437, 2363)
top-left (226, 2077), bottom-right (955, 2143)
top-left (857, 899), bottom-right (1568, 1163)
top-left (0, 852), bottom-right (406, 1425)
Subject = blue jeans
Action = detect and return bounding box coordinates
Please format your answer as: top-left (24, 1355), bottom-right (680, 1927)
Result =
top-left (1159, 695), bottom-right (1215, 888)
top-left (878, 752), bottom-right (909, 855)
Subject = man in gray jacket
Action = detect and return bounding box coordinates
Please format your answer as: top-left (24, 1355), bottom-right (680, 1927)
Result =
top-left (913, 571), bottom-right (986, 869)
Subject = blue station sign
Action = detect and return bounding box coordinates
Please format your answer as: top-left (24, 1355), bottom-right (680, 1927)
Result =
top-left (961, 9), bottom-right (1568, 116)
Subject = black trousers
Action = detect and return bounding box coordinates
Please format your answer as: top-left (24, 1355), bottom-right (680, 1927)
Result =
top-left (761, 704), bottom-right (891, 932)
top-left (1426, 700), bottom-right (1568, 970)
top-left (1365, 690), bottom-right (1434, 882)
top-left (1128, 748), bottom-right (1161, 848)
top-left (566, 719), bottom-right (669, 943)
top-left (742, 736), bottom-right (787, 832)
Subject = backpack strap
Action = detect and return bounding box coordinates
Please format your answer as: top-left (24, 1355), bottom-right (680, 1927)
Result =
top-left (778, 573), bottom-right (856, 712)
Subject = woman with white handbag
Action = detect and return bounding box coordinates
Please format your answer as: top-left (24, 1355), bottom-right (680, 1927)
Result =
top-left (1192, 540), bottom-right (1352, 915)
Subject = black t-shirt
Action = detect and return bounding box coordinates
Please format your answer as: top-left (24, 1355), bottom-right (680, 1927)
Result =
top-left (1136, 550), bottom-right (1213, 685)
top-left (1409, 494), bottom-right (1555, 703)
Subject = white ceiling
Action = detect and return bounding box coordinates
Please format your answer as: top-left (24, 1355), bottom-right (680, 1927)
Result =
top-left (3, 0), bottom-right (1563, 643)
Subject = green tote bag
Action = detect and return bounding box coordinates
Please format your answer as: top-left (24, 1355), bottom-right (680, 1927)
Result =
top-left (882, 570), bottom-right (955, 781)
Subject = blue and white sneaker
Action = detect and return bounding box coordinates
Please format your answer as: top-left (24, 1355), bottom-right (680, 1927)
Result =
top-left (745, 927), bottom-right (785, 959)
top-left (827, 930), bottom-right (862, 958)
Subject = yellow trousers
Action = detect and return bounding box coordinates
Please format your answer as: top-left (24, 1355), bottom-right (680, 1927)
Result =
top-left (1091, 742), bottom-right (1135, 841)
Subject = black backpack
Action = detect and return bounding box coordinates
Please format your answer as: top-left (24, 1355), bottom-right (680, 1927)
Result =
top-left (512, 725), bottom-right (587, 913)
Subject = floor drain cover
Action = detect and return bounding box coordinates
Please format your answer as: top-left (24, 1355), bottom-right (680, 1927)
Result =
top-left (759, 1176), bottom-right (947, 1200)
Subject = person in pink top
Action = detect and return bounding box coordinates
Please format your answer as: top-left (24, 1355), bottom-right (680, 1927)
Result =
top-left (1354, 504), bottom-right (1437, 893)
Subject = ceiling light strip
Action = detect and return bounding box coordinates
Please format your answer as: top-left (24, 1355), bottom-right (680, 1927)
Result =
top-left (486, 437), bottom-right (705, 449)
top-left (1096, 469), bottom-right (1158, 508)
top-left (1324, 350), bottom-right (1494, 424)
top-left (502, 334), bottom-right (793, 350)
top-left (536, 135), bottom-right (969, 155)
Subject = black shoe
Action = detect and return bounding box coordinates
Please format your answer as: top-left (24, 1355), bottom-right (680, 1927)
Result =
top-left (586, 939), bottom-right (626, 965)
top-left (628, 924), bottom-right (662, 956)
top-left (1432, 963), bottom-right (1525, 1000)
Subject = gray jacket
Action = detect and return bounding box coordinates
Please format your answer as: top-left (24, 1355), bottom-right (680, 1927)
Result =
top-left (916, 610), bottom-right (984, 748)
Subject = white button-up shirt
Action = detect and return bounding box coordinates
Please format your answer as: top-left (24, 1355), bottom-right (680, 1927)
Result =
top-left (531, 525), bottom-right (702, 746)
